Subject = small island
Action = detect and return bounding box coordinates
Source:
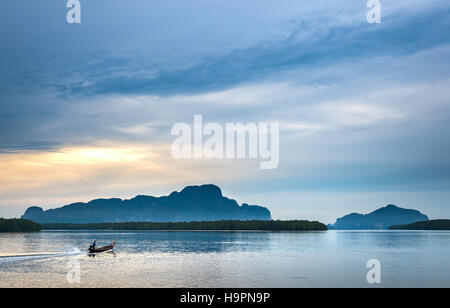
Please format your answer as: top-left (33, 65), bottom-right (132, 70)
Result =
top-left (0, 218), bottom-right (42, 232)
top-left (41, 220), bottom-right (327, 231)
top-left (389, 219), bottom-right (450, 230)
top-left (330, 204), bottom-right (429, 230)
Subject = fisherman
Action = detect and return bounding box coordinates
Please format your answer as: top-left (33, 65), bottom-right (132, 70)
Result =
top-left (90, 240), bottom-right (97, 250)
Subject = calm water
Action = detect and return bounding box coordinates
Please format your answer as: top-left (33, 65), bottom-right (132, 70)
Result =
top-left (0, 230), bottom-right (449, 288)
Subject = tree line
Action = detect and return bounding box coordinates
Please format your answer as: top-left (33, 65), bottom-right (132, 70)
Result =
top-left (0, 218), bottom-right (42, 232)
top-left (389, 219), bottom-right (450, 230)
top-left (41, 220), bottom-right (327, 231)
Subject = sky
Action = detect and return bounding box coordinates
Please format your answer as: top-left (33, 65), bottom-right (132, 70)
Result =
top-left (0, 0), bottom-right (449, 223)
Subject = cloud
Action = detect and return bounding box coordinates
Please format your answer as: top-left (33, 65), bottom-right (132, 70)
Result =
top-left (0, 141), bottom-right (262, 215)
top-left (1, 1), bottom-right (450, 218)
top-left (2, 2), bottom-right (449, 98)
top-left (51, 6), bottom-right (450, 97)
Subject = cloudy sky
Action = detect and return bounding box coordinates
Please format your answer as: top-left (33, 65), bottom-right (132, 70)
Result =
top-left (0, 0), bottom-right (449, 223)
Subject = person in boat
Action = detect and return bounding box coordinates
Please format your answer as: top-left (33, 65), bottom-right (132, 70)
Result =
top-left (89, 240), bottom-right (96, 251)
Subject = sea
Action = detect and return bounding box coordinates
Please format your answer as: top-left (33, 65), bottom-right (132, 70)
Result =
top-left (0, 230), bottom-right (449, 287)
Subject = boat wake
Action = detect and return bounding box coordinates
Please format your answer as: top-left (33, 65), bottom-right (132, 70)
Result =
top-left (0, 248), bottom-right (83, 263)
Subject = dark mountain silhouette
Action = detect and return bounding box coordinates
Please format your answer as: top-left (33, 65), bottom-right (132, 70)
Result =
top-left (21, 184), bottom-right (271, 223)
top-left (331, 204), bottom-right (428, 230)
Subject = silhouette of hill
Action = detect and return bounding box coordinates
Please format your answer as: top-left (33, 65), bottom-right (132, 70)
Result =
top-left (331, 204), bottom-right (428, 230)
top-left (21, 184), bottom-right (271, 223)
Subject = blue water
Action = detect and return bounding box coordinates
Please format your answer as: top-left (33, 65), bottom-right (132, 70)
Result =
top-left (0, 230), bottom-right (449, 287)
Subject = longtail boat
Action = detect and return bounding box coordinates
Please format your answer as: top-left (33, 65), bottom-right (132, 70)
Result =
top-left (88, 240), bottom-right (116, 253)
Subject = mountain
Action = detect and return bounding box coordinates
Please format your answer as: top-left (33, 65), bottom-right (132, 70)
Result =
top-left (331, 204), bottom-right (429, 230)
top-left (21, 184), bottom-right (271, 223)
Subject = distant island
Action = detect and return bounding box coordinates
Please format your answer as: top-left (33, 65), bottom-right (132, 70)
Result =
top-left (41, 220), bottom-right (328, 231)
top-left (22, 185), bottom-right (271, 223)
top-left (0, 218), bottom-right (41, 232)
top-left (389, 219), bottom-right (450, 230)
top-left (330, 204), bottom-right (429, 230)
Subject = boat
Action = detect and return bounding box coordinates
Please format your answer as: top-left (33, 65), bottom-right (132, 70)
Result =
top-left (88, 240), bottom-right (116, 253)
